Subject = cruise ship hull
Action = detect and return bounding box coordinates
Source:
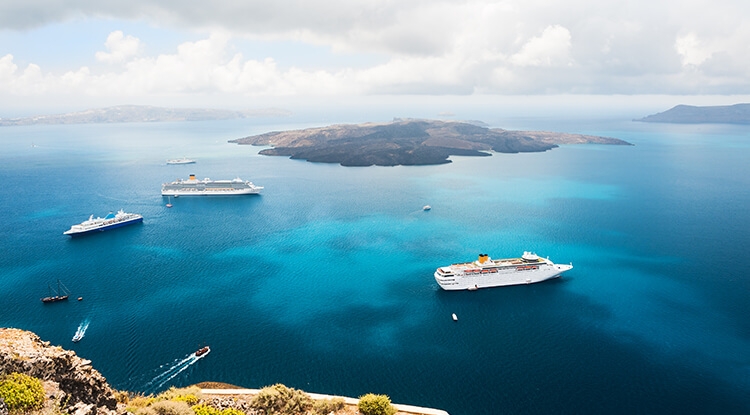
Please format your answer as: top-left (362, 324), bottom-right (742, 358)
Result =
top-left (434, 252), bottom-right (573, 290)
top-left (65, 217), bottom-right (143, 236)
top-left (64, 212), bottom-right (143, 236)
top-left (160, 188), bottom-right (261, 196)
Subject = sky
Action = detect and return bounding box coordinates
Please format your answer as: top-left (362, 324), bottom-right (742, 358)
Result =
top-left (1, 0), bottom-right (750, 116)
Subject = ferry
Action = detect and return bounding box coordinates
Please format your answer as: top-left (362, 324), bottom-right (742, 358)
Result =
top-left (161, 174), bottom-right (263, 196)
top-left (195, 346), bottom-right (210, 357)
top-left (64, 210), bottom-right (143, 236)
top-left (434, 252), bottom-right (572, 290)
top-left (166, 157), bottom-right (196, 165)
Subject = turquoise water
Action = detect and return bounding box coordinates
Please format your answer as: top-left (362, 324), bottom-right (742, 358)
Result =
top-left (1, 117), bottom-right (749, 414)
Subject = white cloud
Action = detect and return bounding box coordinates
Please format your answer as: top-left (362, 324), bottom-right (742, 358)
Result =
top-left (0, 54), bottom-right (18, 81)
top-left (2, 0), bottom-right (750, 104)
top-left (510, 25), bottom-right (573, 67)
top-left (675, 33), bottom-right (712, 67)
top-left (95, 31), bottom-right (141, 64)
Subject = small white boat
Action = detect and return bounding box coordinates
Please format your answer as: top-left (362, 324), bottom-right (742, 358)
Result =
top-left (166, 157), bottom-right (196, 165)
top-left (72, 320), bottom-right (89, 343)
top-left (423, 205), bottom-right (431, 211)
top-left (452, 313), bottom-right (458, 321)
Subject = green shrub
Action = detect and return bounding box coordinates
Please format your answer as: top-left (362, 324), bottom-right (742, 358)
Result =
top-left (157, 386), bottom-right (202, 405)
top-left (135, 406), bottom-right (158, 415)
top-left (126, 394), bottom-right (157, 413)
top-left (357, 394), bottom-right (396, 415)
top-left (192, 405), bottom-right (246, 415)
top-left (0, 373), bottom-right (46, 414)
top-left (191, 404), bottom-right (220, 415)
top-left (312, 397), bottom-right (345, 415)
top-left (249, 384), bottom-right (312, 415)
top-left (113, 390), bottom-right (131, 404)
top-left (147, 400), bottom-right (195, 415)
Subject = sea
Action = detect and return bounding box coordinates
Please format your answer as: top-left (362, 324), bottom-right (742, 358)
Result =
top-left (1, 112), bottom-right (749, 415)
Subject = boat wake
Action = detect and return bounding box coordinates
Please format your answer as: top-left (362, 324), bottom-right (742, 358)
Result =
top-left (72, 319), bottom-right (90, 342)
top-left (140, 351), bottom-right (209, 394)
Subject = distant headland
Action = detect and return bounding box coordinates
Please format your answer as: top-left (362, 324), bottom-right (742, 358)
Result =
top-left (230, 118), bottom-right (632, 166)
top-left (635, 103), bottom-right (750, 124)
top-left (0, 105), bottom-right (290, 126)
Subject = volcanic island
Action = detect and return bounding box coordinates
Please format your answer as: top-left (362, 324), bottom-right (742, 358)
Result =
top-left (229, 118), bottom-right (632, 167)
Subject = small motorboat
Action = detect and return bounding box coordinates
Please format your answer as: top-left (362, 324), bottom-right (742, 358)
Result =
top-left (195, 346), bottom-right (210, 357)
top-left (423, 205), bottom-right (431, 211)
top-left (452, 313), bottom-right (458, 321)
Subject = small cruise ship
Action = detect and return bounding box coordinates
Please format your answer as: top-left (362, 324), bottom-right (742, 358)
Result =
top-left (161, 174), bottom-right (263, 196)
top-left (166, 157), bottom-right (196, 165)
top-left (64, 210), bottom-right (143, 236)
top-left (434, 252), bottom-right (572, 290)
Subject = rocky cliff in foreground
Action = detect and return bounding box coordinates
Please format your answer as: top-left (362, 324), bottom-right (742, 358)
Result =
top-left (0, 328), bottom-right (118, 415)
top-left (230, 119), bottom-right (631, 166)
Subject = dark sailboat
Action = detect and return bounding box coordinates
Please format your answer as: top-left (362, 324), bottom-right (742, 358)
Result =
top-left (41, 280), bottom-right (70, 303)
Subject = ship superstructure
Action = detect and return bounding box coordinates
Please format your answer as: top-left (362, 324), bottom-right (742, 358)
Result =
top-left (434, 252), bottom-right (572, 290)
top-left (161, 174), bottom-right (263, 196)
top-left (64, 210), bottom-right (143, 236)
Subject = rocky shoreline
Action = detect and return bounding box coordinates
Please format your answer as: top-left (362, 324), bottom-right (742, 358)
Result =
top-left (0, 328), bottom-right (448, 415)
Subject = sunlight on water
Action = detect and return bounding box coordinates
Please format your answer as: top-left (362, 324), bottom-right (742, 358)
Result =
top-left (1, 119), bottom-right (748, 414)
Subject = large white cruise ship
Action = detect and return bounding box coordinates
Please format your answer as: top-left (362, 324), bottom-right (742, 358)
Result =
top-left (64, 210), bottom-right (143, 236)
top-left (434, 252), bottom-right (572, 290)
top-left (161, 174), bottom-right (263, 196)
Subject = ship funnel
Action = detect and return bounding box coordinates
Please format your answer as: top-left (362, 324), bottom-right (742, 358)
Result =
top-left (189, 174), bottom-right (196, 180)
top-left (478, 254), bottom-right (489, 264)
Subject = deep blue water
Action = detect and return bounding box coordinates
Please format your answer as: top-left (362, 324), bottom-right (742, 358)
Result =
top-left (1, 116), bottom-right (749, 414)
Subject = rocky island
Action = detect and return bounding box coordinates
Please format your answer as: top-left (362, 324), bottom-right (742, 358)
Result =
top-left (230, 119), bottom-right (631, 166)
top-left (636, 103), bottom-right (750, 124)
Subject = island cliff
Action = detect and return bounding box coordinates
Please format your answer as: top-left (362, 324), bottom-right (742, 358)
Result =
top-left (636, 103), bottom-right (750, 124)
top-left (230, 119), bottom-right (631, 166)
top-left (0, 328), bottom-right (118, 415)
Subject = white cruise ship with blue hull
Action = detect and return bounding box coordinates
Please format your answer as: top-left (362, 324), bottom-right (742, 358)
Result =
top-left (434, 252), bottom-right (572, 290)
top-left (64, 210), bottom-right (143, 236)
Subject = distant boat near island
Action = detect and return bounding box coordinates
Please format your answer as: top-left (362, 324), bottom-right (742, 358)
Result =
top-left (166, 157), bottom-right (196, 165)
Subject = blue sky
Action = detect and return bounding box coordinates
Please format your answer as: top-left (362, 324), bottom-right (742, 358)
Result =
top-left (1, 0), bottom-right (749, 116)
